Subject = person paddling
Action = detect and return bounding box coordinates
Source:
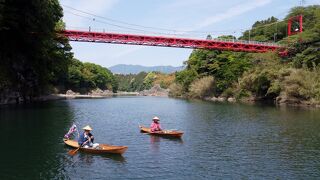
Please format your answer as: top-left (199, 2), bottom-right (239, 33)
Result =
top-left (78, 125), bottom-right (98, 148)
top-left (150, 116), bottom-right (162, 132)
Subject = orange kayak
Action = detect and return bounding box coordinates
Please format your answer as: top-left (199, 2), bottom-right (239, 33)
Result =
top-left (63, 139), bottom-right (128, 155)
top-left (139, 125), bottom-right (183, 138)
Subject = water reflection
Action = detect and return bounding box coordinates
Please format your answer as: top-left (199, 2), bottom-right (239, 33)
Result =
top-left (102, 154), bottom-right (126, 162)
top-left (149, 135), bottom-right (184, 152)
top-left (150, 135), bottom-right (161, 152)
top-left (0, 101), bottom-right (74, 179)
top-left (78, 153), bottom-right (94, 164)
top-left (80, 152), bottom-right (126, 163)
top-left (1, 97), bottom-right (320, 179)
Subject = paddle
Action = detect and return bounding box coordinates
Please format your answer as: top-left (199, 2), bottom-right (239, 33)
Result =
top-left (68, 147), bottom-right (80, 156)
top-left (68, 140), bottom-right (89, 156)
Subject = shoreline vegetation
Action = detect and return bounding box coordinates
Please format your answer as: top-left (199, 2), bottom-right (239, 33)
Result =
top-left (0, 87), bottom-right (167, 105)
top-left (0, 2), bottom-right (319, 108)
top-left (167, 5), bottom-right (320, 108)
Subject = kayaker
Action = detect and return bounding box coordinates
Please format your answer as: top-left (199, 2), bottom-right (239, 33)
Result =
top-left (89, 132), bottom-right (94, 143)
top-left (78, 125), bottom-right (98, 148)
top-left (150, 116), bottom-right (162, 132)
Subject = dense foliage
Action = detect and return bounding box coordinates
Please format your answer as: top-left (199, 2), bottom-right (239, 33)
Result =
top-left (175, 50), bottom-right (251, 94)
top-left (0, 1), bottom-right (119, 103)
top-left (171, 5), bottom-right (320, 105)
top-left (116, 72), bottom-right (148, 92)
top-left (116, 72), bottom-right (174, 92)
top-left (67, 59), bottom-right (118, 93)
top-left (0, 0), bottom-right (72, 101)
top-left (288, 6), bottom-right (320, 68)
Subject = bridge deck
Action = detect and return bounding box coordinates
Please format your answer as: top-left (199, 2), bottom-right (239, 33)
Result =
top-left (61, 30), bottom-right (282, 53)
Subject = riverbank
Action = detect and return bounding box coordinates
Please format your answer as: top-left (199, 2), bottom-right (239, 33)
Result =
top-left (61, 90), bottom-right (139, 98)
top-left (57, 91), bottom-right (140, 99)
top-left (62, 85), bottom-right (169, 99)
top-left (0, 92), bottom-right (139, 105)
top-left (2, 90), bottom-right (319, 109)
top-left (201, 95), bottom-right (320, 108)
top-left (0, 86), bottom-right (171, 105)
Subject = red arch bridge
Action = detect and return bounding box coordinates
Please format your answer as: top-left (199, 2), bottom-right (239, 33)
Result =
top-left (60, 30), bottom-right (286, 55)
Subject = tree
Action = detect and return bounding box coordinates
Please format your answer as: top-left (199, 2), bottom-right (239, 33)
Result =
top-left (66, 59), bottom-right (117, 93)
top-left (0, 0), bottom-right (73, 101)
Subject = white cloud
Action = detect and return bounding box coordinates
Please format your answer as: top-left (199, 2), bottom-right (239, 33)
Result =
top-left (188, 0), bottom-right (272, 31)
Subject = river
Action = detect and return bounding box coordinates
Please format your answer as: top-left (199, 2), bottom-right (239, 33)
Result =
top-left (0, 96), bottom-right (320, 179)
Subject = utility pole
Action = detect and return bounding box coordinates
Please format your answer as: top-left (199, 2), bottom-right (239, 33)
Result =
top-left (274, 23), bottom-right (277, 42)
top-left (300, 0), bottom-right (306, 6)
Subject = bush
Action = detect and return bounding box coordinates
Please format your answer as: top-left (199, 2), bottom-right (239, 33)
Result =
top-left (188, 76), bottom-right (215, 98)
top-left (168, 83), bottom-right (184, 97)
top-left (284, 69), bottom-right (320, 101)
top-left (143, 72), bottom-right (156, 90)
top-left (221, 87), bottom-right (235, 98)
top-left (153, 73), bottom-right (175, 89)
top-left (175, 69), bottom-right (198, 91)
top-left (239, 66), bottom-right (282, 99)
top-left (266, 80), bottom-right (281, 97)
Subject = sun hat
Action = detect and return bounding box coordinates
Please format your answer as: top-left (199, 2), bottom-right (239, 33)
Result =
top-left (152, 116), bottom-right (160, 121)
top-left (82, 125), bottom-right (93, 131)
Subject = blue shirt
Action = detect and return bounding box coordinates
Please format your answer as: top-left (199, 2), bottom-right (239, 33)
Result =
top-left (78, 133), bottom-right (88, 145)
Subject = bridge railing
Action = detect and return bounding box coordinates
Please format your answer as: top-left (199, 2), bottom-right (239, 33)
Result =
top-left (65, 27), bottom-right (282, 47)
top-left (212, 38), bottom-right (280, 47)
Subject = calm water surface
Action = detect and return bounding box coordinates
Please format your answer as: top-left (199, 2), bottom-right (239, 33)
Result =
top-left (0, 97), bottom-right (320, 179)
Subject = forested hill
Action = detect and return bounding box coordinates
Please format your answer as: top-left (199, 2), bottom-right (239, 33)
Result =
top-left (0, 1), bottom-right (117, 104)
top-left (169, 5), bottom-right (320, 106)
top-left (109, 64), bottom-right (184, 74)
top-left (0, 1), bottom-right (71, 102)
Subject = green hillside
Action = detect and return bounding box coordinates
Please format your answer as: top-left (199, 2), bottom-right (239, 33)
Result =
top-left (170, 5), bottom-right (320, 106)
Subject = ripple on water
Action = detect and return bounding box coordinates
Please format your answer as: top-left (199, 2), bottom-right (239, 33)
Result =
top-left (0, 97), bottom-right (320, 179)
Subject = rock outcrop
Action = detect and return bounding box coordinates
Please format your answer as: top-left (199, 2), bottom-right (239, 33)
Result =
top-left (205, 96), bottom-right (236, 103)
top-left (139, 84), bottom-right (169, 97)
top-left (88, 88), bottom-right (112, 96)
top-left (66, 90), bottom-right (80, 96)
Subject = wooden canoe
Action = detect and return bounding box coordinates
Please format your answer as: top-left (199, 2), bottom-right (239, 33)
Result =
top-left (139, 125), bottom-right (184, 138)
top-left (63, 139), bottom-right (128, 155)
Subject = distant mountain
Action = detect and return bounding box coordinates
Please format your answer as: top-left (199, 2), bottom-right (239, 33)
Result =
top-left (109, 64), bottom-right (184, 74)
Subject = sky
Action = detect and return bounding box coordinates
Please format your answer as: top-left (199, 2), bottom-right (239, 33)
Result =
top-left (59, 0), bottom-right (319, 68)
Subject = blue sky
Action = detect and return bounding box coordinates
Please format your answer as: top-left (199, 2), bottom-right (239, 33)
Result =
top-left (59, 0), bottom-right (319, 67)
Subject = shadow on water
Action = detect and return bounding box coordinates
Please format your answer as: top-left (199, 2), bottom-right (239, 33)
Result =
top-left (0, 101), bottom-right (74, 179)
top-left (142, 132), bottom-right (184, 142)
top-left (149, 135), bottom-right (184, 152)
top-left (77, 153), bottom-right (126, 163)
top-left (99, 153), bottom-right (126, 162)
